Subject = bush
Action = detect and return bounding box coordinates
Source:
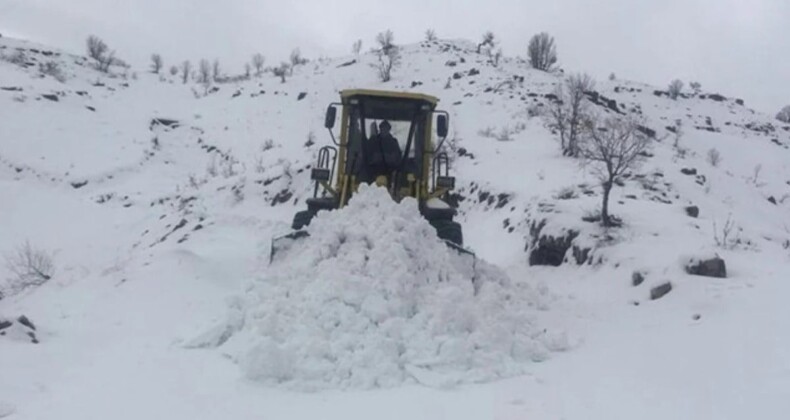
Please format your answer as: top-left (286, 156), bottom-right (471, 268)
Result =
top-left (668, 79), bottom-right (683, 100)
top-left (38, 61), bottom-right (66, 82)
top-left (373, 30), bottom-right (400, 82)
top-left (180, 60), bottom-right (191, 84)
top-left (150, 53), bottom-right (163, 74)
top-left (425, 29), bottom-right (437, 42)
top-left (3, 241), bottom-right (55, 294)
top-left (169, 65), bottom-right (178, 76)
top-left (527, 32), bottom-right (557, 72)
top-left (706, 148), bottom-right (721, 167)
top-left (86, 35), bottom-right (116, 72)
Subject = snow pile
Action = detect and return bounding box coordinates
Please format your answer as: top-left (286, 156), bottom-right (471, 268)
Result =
top-left (213, 185), bottom-right (564, 390)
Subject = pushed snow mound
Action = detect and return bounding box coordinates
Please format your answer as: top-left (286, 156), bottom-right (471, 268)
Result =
top-left (211, 185), bottom-right (564, 390)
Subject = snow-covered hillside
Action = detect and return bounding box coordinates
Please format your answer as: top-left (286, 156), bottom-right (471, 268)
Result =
top-left (2, 35), bottom-right (789, 419)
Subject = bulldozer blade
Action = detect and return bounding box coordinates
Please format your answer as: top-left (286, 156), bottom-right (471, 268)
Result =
top-left (269, 230), bottom-right (310, 264)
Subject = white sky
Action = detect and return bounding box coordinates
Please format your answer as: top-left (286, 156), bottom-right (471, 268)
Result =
top-left (1, 0), bottom-right (787, 113)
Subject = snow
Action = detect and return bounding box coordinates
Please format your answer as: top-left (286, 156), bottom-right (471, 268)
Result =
top-left (1, 33), bottom-right (790, 419)
top-left (202, 185), bottom-right (564, 390)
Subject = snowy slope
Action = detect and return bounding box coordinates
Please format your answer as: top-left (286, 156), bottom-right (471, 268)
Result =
top-left (2, 35), bottom-right (790, 419)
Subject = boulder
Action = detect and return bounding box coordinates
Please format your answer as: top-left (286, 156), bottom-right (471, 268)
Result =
top-left (685, 205), bottom-right (699, 218)
top-left (650, 282), bottom-right (672, 300)
top-left (685, 257), bottom-right (727, 278)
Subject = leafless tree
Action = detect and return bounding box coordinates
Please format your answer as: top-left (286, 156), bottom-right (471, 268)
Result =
top-left (376, 30), bottom-right (395, 53)
top-left (150, 53), bottom-right (163, 73)
top-left (251, 53), bottom-right (265, 77)
top-left (668, 79), bottom-right (683, 99)
top-left (4, 241), bottom-right (55, 293)
top-left (212, 59), bottom-right (221, 81)
top-left (777, 105), bottom-right (790, 124)
top-left (548, 73), bottom-right (595, 156)
top-left (273, 62), bottom-right (290, 83)
top-left (689, 81), bottom-right (702, 95)
top-left (578, 115), bottom-right (651, 226)
top-left (197, 59), bottom-right (211, 84)
top-left (180, 60), bottom-right (192, 84)
top-left (290, 48), bottom-right (307, 69)
top-left (477, 31), bottom-right (495, 54)
top-left (425, 29), bottom-right (437, 42)
top-left (527, 32), bottom-right (557, 72)
top-left (352, 39), bottom-right (363, 55)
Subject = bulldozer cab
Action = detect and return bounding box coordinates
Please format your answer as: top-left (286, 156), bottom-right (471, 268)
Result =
top-left (316, 89), bottom-right (451, 207)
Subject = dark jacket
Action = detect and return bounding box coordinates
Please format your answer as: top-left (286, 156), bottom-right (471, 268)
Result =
top-left (364, 133), bottom-right (402, 179)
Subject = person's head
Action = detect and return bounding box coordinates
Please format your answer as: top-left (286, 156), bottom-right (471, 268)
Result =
top-left (379, 120), bottom-right (391, 134)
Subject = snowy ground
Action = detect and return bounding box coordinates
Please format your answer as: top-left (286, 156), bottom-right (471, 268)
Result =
top-left (2, 35), bottom-right (790, 419)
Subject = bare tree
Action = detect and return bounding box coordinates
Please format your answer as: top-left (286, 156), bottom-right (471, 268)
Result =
top-left (668, 79), bottom-right (684, 100)
top-left (180, 60), bottom-right (192, 84)
top-left (352, 39), bottom-right (363, 55)
top-left (376, 30), bottom-right (395, 53)
top-left (578, 115), bottom-right (651, 226)
top-left (527, 32), bottom-right (558, 72)
top-left (197, 59), bottom-right (211, 84)
top-left (251, 53), bottom-right (265, 77)
top-left (273, 62), bottom-right (290, 83)
top-left (4, 241), bottom-right (55, 293)
top-left (212, 59), bottom-right (221, 81)
top-left (244, 63), bottom-right (251, 79)
top-left (150, 53), bottom-right (163, 74)
top-left (777, 105), bottom-right (790, 124)
top-left (290, 48), bottom-right (307, 68)
top-left (689, 81), bottom-right (702, 95)
top-left (548, 73), bottom-right (595, 156)
top-left (425, 29), bottom-right (437, 42)
top-left (477, 31), bottom-right (495, 54)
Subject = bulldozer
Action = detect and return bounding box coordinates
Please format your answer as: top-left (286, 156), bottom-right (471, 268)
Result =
top-left (271, 89), bottom-right (465, 260)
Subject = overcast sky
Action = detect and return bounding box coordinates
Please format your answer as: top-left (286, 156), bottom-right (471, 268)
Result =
top-left (1, 0), bottom-right (787, 113)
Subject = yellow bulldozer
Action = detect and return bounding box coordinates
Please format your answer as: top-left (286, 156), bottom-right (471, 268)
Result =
top-left (271, 89), bottom-right (465, 259)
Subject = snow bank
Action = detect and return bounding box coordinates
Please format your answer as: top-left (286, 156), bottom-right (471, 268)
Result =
top-left (213, 185), bottom-right (563, 390)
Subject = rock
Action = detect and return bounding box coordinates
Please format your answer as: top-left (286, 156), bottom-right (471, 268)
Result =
top-left (528, 220), bottom-right (579, 266)
top-left (681, 168), bottom-right (697, 176)
top-left (0, 86), bottom-right (22, 91)
top-left (468, 68), bottom-right (480, 76)
top-left (297, 92), bottom-right (307, 100)
top-left (632, 271), bottom-right (645, 286)
top-left (452, 72), bottom-right (463, 79)
top-left (85, 106), bottom-right (96, 112)
top-left (707, 93), bottom-right (727, 102)
top-left (41, 94), bottom-right (59, 101)
top-left (16, 315), bottom-right (35, 330)
top-left (685, 205), bottom-right (699, 218)
top-left (735, 99), bottom-right (744, 106)
top-left (650, 282), bottom-right (672, 300)
top-left (71, 180), bottom-right (88, 189)
top-left (768, 196), bottom-right (777, 205)
top-left (685, 257), bottom-right (727, 278)
top-left (337, 59), bottom-right (356, 67)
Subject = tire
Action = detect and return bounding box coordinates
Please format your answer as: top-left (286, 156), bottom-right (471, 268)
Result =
top-left (431, 219), bottom-right (463, 247)
top-left (291, 210), bottom-right (315, 230)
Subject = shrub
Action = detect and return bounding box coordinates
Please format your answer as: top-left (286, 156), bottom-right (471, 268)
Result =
top-left (527, 32), bottom-right (557, 71)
